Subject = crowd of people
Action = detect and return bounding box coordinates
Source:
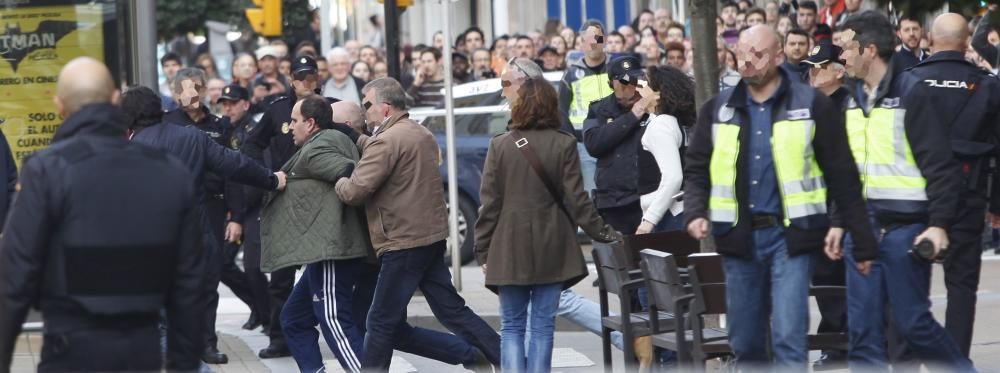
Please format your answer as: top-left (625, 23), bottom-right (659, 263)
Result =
top-left (3, 0), bottom-right (1000, 373)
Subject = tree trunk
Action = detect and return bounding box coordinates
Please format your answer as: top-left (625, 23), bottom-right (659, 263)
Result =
top-left (688, 0), bottom-right (719, 109)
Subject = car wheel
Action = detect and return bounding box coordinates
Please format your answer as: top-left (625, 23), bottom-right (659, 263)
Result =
top-left (444, 194), bottom-right (477, 265)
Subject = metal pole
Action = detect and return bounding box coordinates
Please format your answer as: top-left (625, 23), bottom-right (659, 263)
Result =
top-left (320, 0), bottom-right (332, 56)
top-left (131, 0), bottom-right (158, 89)
top-left (442, 0), bottom-right (461, 291)
top-left (493, 0), bottom-right (509, 37)
top-left (385, 0), bottom-right (401, 81)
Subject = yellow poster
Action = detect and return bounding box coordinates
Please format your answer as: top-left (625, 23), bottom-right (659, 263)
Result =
top-left (0, 4), bottom-right (105, 167)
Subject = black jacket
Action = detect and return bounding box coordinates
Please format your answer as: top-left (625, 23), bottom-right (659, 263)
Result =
top-left (243, 94), bottom-right (355, 172)
top-left (223, 114), bottom-right (257, 224)
top-left (164, 108), bottom-right (229, 196)
top-left (0, 130), bottom-right (16, 231)
top-left (0, 104), bottom-right (204, 370)
top-left (684, 69), bottom-right (878, 260)
top-left (902, 50), bottom-right (1000, 213)
top-left (582, 94), bottom-right (645, 209)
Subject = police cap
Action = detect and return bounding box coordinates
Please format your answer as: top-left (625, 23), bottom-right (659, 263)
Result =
top-left (218, 84), bottom-right (249, 102)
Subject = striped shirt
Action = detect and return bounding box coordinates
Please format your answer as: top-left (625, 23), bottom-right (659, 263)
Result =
top-left (407, 78), bottom-right (446, 108)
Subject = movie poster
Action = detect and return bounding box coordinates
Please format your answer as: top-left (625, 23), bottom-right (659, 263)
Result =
top-left (0, 4), bottom-right (105, 167)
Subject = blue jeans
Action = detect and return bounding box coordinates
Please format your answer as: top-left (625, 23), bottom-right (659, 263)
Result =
top-left (282, 259), bottom-right (364, 372)
top-left (362, 241), bottom-right (500, 370)
top-left (577, 142), bottom-right (596, 195)
top-left (844, 223), bottom-right (974, 371)
top-left (723, 226), bottom-right (811, 369)
top-left (500, 283), bottom-right (563, 373)
top-left (555, 288), bottom-right (624, 350)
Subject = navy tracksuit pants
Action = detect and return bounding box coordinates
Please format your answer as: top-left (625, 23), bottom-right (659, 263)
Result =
top-left (282, 258), bottom-right (365, 372)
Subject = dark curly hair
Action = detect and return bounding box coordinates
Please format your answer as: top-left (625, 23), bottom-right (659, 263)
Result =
top-left (645, 65), bottom-right (696, 128)
top-left (510, 77), bottom-right (561, 130)
top-left (121, 85), bottom-right (163, 130)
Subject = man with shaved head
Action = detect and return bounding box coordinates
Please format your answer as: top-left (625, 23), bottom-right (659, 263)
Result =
top-left (684, 25), bottom-right (875, 369)
top-left (834, 11), bottom-right (974, 370)
top-left (0, 57), bottom-right (204, 371)
top-left (901, 12), bottom-right (1000, 359)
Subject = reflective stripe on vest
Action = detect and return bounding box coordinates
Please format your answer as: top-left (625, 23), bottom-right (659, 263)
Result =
top-left (845, 107), bottom-right (928, 201)
top-left (708, 120), bottom-right (828, 226)
top-left (568, 73), bottom-right (611, 128)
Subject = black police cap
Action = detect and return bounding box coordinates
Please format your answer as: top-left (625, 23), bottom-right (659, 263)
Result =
top-left (218, 84), bottom-right (249, 102)
top-left (292, 55), bottom-right (318, 75)
top-left (801, 42), bottom-right (845, 68)
top-left (608, 54), bottom-right (644, 83)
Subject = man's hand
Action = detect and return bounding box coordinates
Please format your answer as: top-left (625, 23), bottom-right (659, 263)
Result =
top-left (855, 260), bottom-right (872, 276)
top-left (224, 222), bottom-right (243, 244)
top-left (636, 220), bottom-right (655, 235)
top-left (687, 218), bottom-right (709, 240)
top-left (824, 227), bottom-right (844, 260)
top-left (274, 171), bottom-right (287, 191)
top-left (914, 226), bottom-right (949, 259)
top-left (988, 212), bottom-right (1000, 229)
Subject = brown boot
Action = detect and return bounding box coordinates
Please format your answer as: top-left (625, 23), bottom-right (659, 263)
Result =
top-left (634, 335), bottom-right (653, 373)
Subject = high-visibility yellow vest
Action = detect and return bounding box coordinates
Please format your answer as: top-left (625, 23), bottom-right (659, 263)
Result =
top-left (564, 61), bottom-right (613, 129)
top-left (708, 119), bottom-right (828, 227)
top-left (845, 105), bottom-right (927, 202)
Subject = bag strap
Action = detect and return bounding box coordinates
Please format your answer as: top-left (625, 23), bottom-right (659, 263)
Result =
top-left (509, 130), bottom-right (576, 226)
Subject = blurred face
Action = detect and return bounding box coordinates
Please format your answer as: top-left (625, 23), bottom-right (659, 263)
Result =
top-left (898, 20), bottom-right (922, 50)
top-left (206, 79), bottom-right (225, 103)
top-left (561, 28), bottom-right (576, 47)
top-left (666, 26), bottom-right (685, 44)
top-left (453, 56), bottom-right (469, 76)
top-left (278, 60), bottom-right (292, 77)
top-left (736, 13), bottom-right (747, 28)
top-left (360, 48), bottom-right (378, 66)
top-left (746, 12), bottom-right (766, 27)
top-left (433, 33), bottom-right (445, 49)
top-left (606, 34), bottom-right (626, 53)
top-left (362, 89), bottom-right (390, 127)
top-left (373, 62), bottom-right (388, 78)
top-left (410, 50), bottom-right (423, 70)
top-left (344, 40), bottom-right (361, 61)
top-left (666, 50), bottom-right (685, 68)
top-left (199, 59), bottom-right (216, 75)
top-left (582, 26), bottom-right (606, 57)
top-left (352, 63), bottom-right (371, 81)
top-left (162, 60), bottom-right (181, 79)
top-left (638, 12), bottom-right (654, 31)
top-left (736, 32), bottom-right (781, 85)
top-left (797, 8), bottom-right (816, 31)
top-left (640, 36), bottom-right (661, 64)
top-left (845, 0), bottom-right (861, 12)
top-left (174, 78), bottom-right (205, 110)
top-left (316, 60), bottom-right (329, 81)
top-left (990, 30), bottom-right (1000, 45)
top-left (259, 56), bottom-right (277, 75)
top-left (465, 31), bottom-right (484, 52)
top-left (766, 2), bottom-right (779, 22)
top-left (515, 38), bottom-right (535, 58)
top-left (541, 51), bottom-right (561, 70)
top-left (835, 29), bottom-right (873, 79)
top-left (611, 79), bottom-right (639, 107)
top-left (721, 6), bottom-right (738, 27)
top-left (330, 56), bottom-right (350, 81)
top-left (290, 101), bottom-right (317, 146)
top-left (550, 36), bottom-right (567, 54)
top-left (472, 50), bottom-right (491, 70)
top-left (500, 62), bottom-right (527, 103)
top-left (233, 56), bottom-right (257, 80)
top-left (784, 34), bottom-right (810, 63)
top-left (618, 26), bottom-right (637, 46)
top-left (809, 63), bottom-right (844, 90)
top-left (222, 99), bottom-right (250, 122)
top-left (420, 52), bottom-right (439, 76)
top-left (291, 73), bottom-right (317, 97)
top-left (655, 9), bottom-right (672, 33)
top-left (776, 17), bottom-right (793, 36)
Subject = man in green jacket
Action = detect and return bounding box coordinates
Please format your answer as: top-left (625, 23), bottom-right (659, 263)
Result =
top-left (261, 95), bottom-right (370, 373)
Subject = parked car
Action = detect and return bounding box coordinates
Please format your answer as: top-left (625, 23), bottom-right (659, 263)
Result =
top-left (411, 72), bottom-right (564, 264)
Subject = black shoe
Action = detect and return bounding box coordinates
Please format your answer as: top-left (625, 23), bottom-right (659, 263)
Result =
top-left (258, 344), bottom-right (292, 359)
top-left (242, 313), bottom-right (263, 330)
top-left (462, 349), bottom-right (495, 373)
top-left (813, 351), bottom-right (847, 371)
top-left (202, 347), bottom-right (229, 364)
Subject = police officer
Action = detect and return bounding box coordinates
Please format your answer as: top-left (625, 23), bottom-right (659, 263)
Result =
top-left (832, 11), bottom-right (974, 370)
top-left (242, 55), bottom-right (355, 358)
top-left (0, 58), bottom-right (203, 371)
top-left (900, 12), bottom-right (1000, 359)
top-left (800, 41), bottom-right (851, 369)
top-left (684, 25), bottom-right (876, 369)
top-left (560, 19), bottom-right (612, 195)
top-left (582, 54), bottom-right (652, 236)
top-left (218, 84), bottom-right (272, 332)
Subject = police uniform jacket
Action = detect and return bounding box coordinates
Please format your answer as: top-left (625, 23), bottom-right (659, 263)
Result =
top-left (582, 94), bottom-right (646, 210)
top-left (684, 68), bottom-right (879, 260)
top-left (0, 104), bottom-right (204, 370)
top-left (242, 93), bottom-right (354, 173)
top-left (223, 114), bottom-right (257, 225)
top-left (165, 107), bottom-right (229, 198)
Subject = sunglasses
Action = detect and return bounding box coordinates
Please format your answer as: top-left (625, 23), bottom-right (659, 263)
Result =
top-left (594, 35), bottom-right (605, 44)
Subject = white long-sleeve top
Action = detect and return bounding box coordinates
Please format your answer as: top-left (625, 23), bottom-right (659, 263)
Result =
top-left (639, 114), bottom-right (685, 225)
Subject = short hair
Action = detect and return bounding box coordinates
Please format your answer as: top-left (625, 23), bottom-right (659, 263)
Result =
top-left (798, 1), bottom-right (818, 13)
top-left (298, 95), bottom-right (334, 130)
top-left (580, 19), bottom-right (606, 34)
top-left (327, 47), bottom-right (350, 62)
top-left (362, 77), bottom-right (408, 110)
top-left (172, 67), bottom-right (206, 93)
top-left (897, 17), bottom-right (922, 31)
top-left (510, 77), bottom-right (561, 130)
top-left (421, 47), bottom-right (442, 61)
top-left (785, 28), bottom-right (810, 44)
top-left (489, 35), bottom-right (509, 52)
top-left (514, 34), bottom-right (533, 44)
top-left (666, 23), bottom-right (685, 36)
top-left (721, 1), bottom-right (738, 11)
top-left (665, 42), bottom-right (685, 54)
top-left (838, 10), bottom-right (896, 62)
top-left (160, 52), bottom-right (182, 67)
top-left (464, 26), bottom-right (485, 42)
top-left (508, 57), bottom-right (543, 78)
top-left (472, 48), bottom-right (491, 58)
top-left (121, 86), bottom-right (163, 130)
top-left (607, 31), bottom-right (626, 43)
top-left (747, 7), bottom-right (766, 20)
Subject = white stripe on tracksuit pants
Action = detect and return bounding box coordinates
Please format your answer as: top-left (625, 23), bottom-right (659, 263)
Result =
top-left (281, 258), bottom-right (365, 372)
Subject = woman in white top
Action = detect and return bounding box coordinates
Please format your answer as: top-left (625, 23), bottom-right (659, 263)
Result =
top-left (634, 65), bottom-right (697, 234)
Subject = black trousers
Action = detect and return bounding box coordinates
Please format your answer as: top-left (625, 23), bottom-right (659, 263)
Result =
top-left (221, 242), bottom-right (256, 311)
top-left (812, 252), bottom-right (847, 352)
top-left (39, 322), bottom-right (161, 372)
top-left (266, 266), bottom-right (296, 346)
top-left (239, 209), bottom-right (271, 322)
top-left (943, 191), bottom-right (986, 357)
top-left (202, 198), bottom-right (227, 350)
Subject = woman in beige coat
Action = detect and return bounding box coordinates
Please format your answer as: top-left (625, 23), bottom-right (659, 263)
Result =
top-left (474, 77), bottom-right (620, 372)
